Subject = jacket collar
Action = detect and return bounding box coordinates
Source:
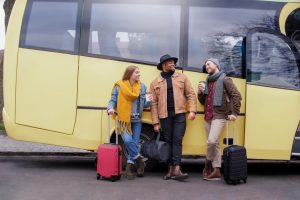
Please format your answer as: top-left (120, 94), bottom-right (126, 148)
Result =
top-left (158, 71), bottom-right (179, 82)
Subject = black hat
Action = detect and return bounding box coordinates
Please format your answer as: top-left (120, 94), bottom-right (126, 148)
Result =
top-left (157, 54), bottom-right (178, 70)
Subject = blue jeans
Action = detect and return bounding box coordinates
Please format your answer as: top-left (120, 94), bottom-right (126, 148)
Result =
top-left (121, 122), bottom-right (142, 164)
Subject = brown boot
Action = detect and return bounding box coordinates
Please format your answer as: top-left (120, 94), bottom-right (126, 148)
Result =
top-left (203, 159), bottom-right (212, 180)
top-left (135, 156), bottom-right (145, 177)
top-left (163, 166), bottom-right (173, 180)
top-left (171, 165), bottom-right (188, 180)
top-left (206, 167), bottom-right (221, 181)
top-left (125, 163), bottom-right (136, 180)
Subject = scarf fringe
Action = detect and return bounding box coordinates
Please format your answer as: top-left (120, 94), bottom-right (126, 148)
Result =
top-left (116, 120), bottom-right (132, 135)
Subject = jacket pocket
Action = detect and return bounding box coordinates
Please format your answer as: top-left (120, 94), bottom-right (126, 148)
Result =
top-left (221, 90), bottom-right (230, 113)
top-left (154, 86), bottom-right (161, 96)
top-left (175, 80), bottom-right (185, 91)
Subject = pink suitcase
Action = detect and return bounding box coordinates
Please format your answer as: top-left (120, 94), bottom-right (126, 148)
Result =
top-left (96, 114), bottom-right (122, 182)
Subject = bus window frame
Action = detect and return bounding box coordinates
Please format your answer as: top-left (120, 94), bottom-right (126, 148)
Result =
top-left (181, 0), bottom-right (285, 78)
top-left (17, 0), bottom-right (288, 75)
top-left (79, 0), bottom-right (185, 68)
top-left (246, 27), bottom-right (300, 91)
top-left (19, 0), bottom-right (84, 55)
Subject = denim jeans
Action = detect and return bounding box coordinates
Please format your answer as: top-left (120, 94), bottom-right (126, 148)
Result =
top-left (160, 111), bottom-right (186, 166)
top-left (121, 122), bottom-right (142, 164)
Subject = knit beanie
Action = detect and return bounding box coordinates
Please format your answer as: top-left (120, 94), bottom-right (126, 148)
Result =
top-left (205, 58), bottom-right (221, 70)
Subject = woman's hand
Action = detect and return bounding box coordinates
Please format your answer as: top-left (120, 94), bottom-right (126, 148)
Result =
top-left (107, 108), bottom-right (115, 115)
top-left (146, 93), bottom-right (153, 102)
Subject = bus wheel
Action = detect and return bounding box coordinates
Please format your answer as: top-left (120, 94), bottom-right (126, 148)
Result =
top-left (118, 124), bottom-right (158, 171)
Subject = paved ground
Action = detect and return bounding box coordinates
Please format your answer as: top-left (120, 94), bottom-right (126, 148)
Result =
top-left (1, 156), bottom-right (300, 200)
top-left (1, 131), bottom-right (300, 200)
top-left (0, 131), bottom-right (91, 155)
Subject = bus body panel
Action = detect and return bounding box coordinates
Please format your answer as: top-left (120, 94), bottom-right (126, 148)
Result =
top-left (3, 0), bottom-right (26, 126)
top-left (183, 115), bottom-right (246, 156)
top-left (3, 0), bottom-right (300, 161)
top-left (77, 56), bottom-right (157, 107)
top-left (3, 107), bottom-right (97, 150)
top-left (16, 49), bottom-right (78, 134)
top-left (72, 109), bottom-right (102, 149)
top-left (245, 85), bottom-right (300, 160)
top-left (279, 3), bottom-right (300, 35)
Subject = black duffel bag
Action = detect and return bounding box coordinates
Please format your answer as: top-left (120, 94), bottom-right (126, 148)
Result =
top-left (141, 132), bottom-right (170, 162)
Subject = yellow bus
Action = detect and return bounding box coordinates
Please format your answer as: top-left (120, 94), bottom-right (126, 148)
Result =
top-left (3, 0), bottom-right (300, 169)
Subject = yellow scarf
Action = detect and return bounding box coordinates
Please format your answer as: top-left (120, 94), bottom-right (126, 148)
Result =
top-left (113, 80), bottom-right (140, 134)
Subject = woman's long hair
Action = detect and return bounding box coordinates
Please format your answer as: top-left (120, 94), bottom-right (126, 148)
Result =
top-left (122, 65), bottom-right (139, 81)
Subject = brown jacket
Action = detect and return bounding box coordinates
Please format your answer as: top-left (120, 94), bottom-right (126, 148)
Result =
top-left (198, 77), bottom-right (242, 119)
top-left (150, 72), bottom-right (197, 124)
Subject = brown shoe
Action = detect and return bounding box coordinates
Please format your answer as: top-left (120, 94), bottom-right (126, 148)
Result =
top-left (125, 163), bottom-right (136, 180)
top-left (206, 167), bottom-right (221, 181)
top-left (171, 165), bottom-right (188, 180)
top-left (203, 159), bottom-right (212, 180)
top-left (163, 166), bottom-right (173, 180)
top-left (135, 156), bottom-right (145, 177)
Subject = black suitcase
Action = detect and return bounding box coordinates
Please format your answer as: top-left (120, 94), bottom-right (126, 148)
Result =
top-left (223, 121), bottom-right (247, 185)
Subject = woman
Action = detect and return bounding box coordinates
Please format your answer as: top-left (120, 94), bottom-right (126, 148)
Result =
top-left (107, 65), bottom-right (151, 180)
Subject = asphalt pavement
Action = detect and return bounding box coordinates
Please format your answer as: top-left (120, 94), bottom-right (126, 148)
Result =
top-left (0, 130), bottom-right (93, 156)
top-left (1, 130), bottom-right (300, 200)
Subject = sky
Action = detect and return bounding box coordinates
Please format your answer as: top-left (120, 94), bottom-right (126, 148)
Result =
top-left (0, 0), bottom-right (5, 50)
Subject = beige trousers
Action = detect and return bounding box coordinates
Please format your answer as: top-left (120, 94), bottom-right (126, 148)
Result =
top-left (205, 119), bottom-right (226, 168)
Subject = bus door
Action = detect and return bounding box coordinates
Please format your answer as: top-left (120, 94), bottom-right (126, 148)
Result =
top-left (244, 28), bottom-right (300, 160)
top-left (15, 0), bottom-right (83, 134)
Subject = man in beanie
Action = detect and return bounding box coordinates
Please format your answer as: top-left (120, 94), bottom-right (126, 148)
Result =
top-left (198, 58), bottom-right (242, 181)
top-left (150, 54), bottom-right (197, 180)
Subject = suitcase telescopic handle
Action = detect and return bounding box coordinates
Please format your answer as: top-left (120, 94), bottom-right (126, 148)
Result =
top-left (108, 112), bottom-right (118, 144)
top-left (226, 120), bottom-right (236, 145)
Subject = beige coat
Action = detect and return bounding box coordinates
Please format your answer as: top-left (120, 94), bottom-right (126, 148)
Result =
top-left (150, 72), bottom-right (197, 124)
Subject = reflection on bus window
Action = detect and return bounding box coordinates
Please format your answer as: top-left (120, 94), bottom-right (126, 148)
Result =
top-left (188, 6), bottom-right (277, 77)
top-left (248, 32), bottom-right (300, 89)
top-left (21, 1), bottom-right (79, 53)
top-left (87, 3), bottom-right (181, 63)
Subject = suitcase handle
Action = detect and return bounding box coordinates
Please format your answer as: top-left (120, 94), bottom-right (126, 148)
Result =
top-left (226, 121), bottom-right (236, 145)
top-left (108, 112), bottom-right (118, 144)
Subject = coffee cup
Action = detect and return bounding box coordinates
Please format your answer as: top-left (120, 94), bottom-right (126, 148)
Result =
top-left (199, 81), bottom-right (206, 93)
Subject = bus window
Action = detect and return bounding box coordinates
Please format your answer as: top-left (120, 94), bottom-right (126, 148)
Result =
top-left (20, 0), bottom-right (81, 53)
top-left (285, 8), bottom-right (300, 51)
top-left (187, 5), bottom-right (280, 77)
top-left (86, 3), bottom-right (181, 63)
top-left (246, 28), bottom-right (300, 89)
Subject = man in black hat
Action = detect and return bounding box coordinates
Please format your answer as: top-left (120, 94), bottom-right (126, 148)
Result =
top-left (150, 54), bottom-right (197, 180)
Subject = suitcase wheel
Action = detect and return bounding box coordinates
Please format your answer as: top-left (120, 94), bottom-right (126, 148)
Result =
top-left (96, 174), bottom-right (102, 180)
top-left (243, 178), bottom-right (247, 183)
top-left (110, 176), bottom-right (118, 182)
